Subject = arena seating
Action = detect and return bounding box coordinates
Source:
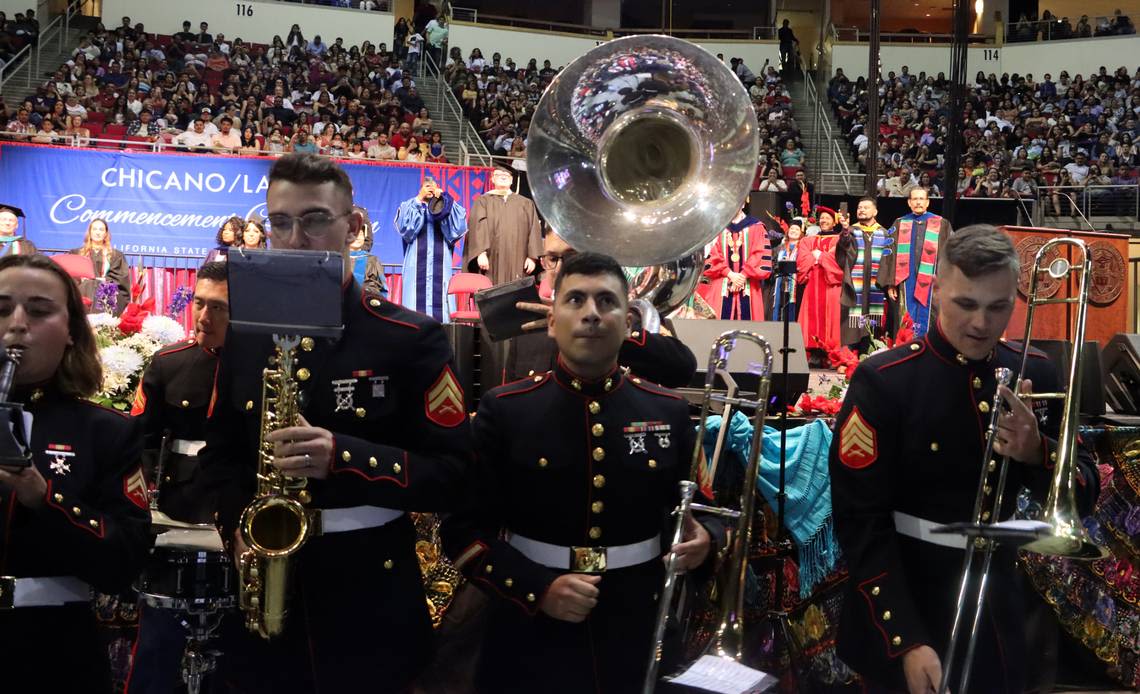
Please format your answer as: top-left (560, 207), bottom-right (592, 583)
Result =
top-left (827, 63), bottom-right (1139, 215)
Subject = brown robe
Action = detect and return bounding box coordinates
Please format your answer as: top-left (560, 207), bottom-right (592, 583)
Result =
top-left (462, 192), bottom-right (542, 286)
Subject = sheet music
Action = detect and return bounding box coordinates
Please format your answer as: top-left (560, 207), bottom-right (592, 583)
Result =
top-left (666, 655), bottom-right (778, 693)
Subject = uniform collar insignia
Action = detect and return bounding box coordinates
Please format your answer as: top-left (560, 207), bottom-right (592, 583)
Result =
top-left (553, 357), bottom-right (623, 397)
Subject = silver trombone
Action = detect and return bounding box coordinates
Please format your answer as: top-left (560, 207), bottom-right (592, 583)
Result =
top-left (934, 238), bottom-right (1107, 694)
top-left (643, 330), bottom-right (773, 693)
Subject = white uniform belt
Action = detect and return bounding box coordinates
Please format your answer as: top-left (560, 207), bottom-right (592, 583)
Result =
top-left (0, 576), bottom-right (91, 609)
top-left (320, 505), bottom-right (403, 534)
top-left (893, 511), bottom-right (967, 550)
top-left (170, 439), bottom-right (206, 456)
top-left (508, 533), bottom-right (661, 571)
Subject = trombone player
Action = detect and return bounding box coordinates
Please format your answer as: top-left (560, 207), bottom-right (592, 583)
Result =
top-left (828, 225), bottom-right (1100, 693)
top-left (441, 252), bottom-right (723, 692)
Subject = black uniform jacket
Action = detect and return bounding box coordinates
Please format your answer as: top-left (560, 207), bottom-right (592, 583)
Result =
top-left (506, 326), bottom-right (698, 388)
top-left (198, 281), bottom-right (473, 691)
top-left (441, 359), bottom-right (723, 693)
top-left (827, 323), bottom-right (1099, 690)
top-left (132, 338), bottom-right (219, 523)
top-left (0, 386), bottom-right (152, 692)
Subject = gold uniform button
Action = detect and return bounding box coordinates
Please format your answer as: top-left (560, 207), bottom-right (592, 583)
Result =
top-left (341, 450), bottom-right (352, 462)
top-left (593, 474), bottom-right (606, 489)
top-left (538, 457), bottom-right (548, 468)
top-left (988, 459), bottom-right (997, 471)
top-left (72, 506), bottom-right (82, 516)
top-left (534, 375), bottom-right (542, 383)
top-left (984, 485), bottom-right (993, 495)
top-left (978, 401), bottom-right (990, 414)
top-left (526, 593), bottom-right (536, 603)
top-left (369, 299), bottom-right (382, 308)
top-left (592, 423), bottom-right (604, 437)
top-left (648, 459), bottom-right (658, 469)
top-left (588, 401), bottom-right (601, 415)
top-left (930, 442), bottom-right (939, 452)
top-left (301, 337), bottom-right (315, 351)
top-left (981, 511), bottom-right (991, 521)
top-left (369, 457), bottom-right (378, 468)
top-left (53, 493), bottom-right (63, 503)
top-left (88, 519), bottom-right (99, 529)
top-left (956, 354), bottom-right (968, 365)
top-left (383, 559), bottom-right (394, 570)
top-left (973, 377), bottom-right (983, 389)
top-left (631, 331), bottom-right (641, 339)
top-left (484, 564), bottom-right (493, 573)
top-left (392, 463), bottom-right (402, 474)
top-left (528, 370), bottom-right (535, 376)
top-left (632, 377), bottom-right (642, 384)
top-left (571, 379), bottom-right (582, 391)
top-left (882, 610), bottom-right (892, 621)
top-left (504, 578), bottom-right (514, 588)
top-left (355, 407), bottom-right (366, 418)
top-left (604, 378), bottom-right (613, 391)
top-left (592, 447), bottom-right (605, 462)
top-left (245, 400), bottom-right (254, 411)
top-left (909, 343), bottom-right (920, 352)
top-left (871, 586), bottom-right (881, 596)
top-left (1050, 451), bottom-right (1057, 462)
top-left (298, 490), bottom-right (312, 504)
top-left (891, 636), bottom-right (902, 646)
top-left (591, 501), bottom-right (604, 513)
top-left (180, 400), bottom-right (190, 408)
top-left (296, 368), bottom-right (311, 382)
top-left (589, 527), bottom-right (602, 540)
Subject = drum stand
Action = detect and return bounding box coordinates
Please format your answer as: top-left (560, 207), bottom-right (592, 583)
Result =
top-left (179, 609), bottom-right (225, 694)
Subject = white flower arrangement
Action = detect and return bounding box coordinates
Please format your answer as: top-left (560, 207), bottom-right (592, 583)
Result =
top-left (88, 308), bottom-right (190, 411)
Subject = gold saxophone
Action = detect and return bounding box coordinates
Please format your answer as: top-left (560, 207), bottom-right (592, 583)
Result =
top-left (238, 335), bottom-right (318, 639)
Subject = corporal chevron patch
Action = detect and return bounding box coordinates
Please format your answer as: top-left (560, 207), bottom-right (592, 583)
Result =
top-left (129, 381), bottom-right (147, 417)
top-left (838, 406), bottom-right (878, 469)
top-left (425, 365), bottom-right (465, 428)
top-left (124, 467), bottom-right (149, 509)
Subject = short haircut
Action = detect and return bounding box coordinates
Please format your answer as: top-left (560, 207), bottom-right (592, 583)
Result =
top-left (939, 224), bottom-right (1018, 279)
top-left (908, 187), bottom-right (929, 198)
top-left (196, 260), bottom-right (228, 282)
top-left (0, 254), bottom-right (101, 398)
top-left (268, 153), bottom-right (354, 201)
top-left (858, 195), bottom-right (877, 206)
top-left (554, 251), bottom-right (629, 297)
top-left (220, 116), bottom-right (233, 125)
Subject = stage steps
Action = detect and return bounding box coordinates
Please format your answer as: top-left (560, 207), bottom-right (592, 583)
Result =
top-left (414, 70), bottom-right (492, 167)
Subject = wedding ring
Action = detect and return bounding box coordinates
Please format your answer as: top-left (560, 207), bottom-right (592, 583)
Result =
top-left (304, 453), bottom-right (312, 466)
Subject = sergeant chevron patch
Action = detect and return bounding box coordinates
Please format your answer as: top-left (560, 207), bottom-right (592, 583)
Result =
top-left (129, 381), bottom-right (146, 417)
top-left (123, 467), bottom-right (149, 509)
top-left (839, 407), bottom-right (877, 469)
top-left (425, 366), bottom-right (465, 428)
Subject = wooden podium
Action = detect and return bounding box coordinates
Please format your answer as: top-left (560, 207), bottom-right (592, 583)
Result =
top-left (999, 226), bottom-right (1129, 346)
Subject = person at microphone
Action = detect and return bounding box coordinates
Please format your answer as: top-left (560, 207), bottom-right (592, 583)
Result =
top-left (828, 225), bottom-right (1099, 693)
top-left (442, 251), bottom-right (723, 693)
top-left (0, 253), bottom-right (152, 693)
top-left (394, 176), bottom-right (468, 322)
top-left (509, 228), bottom-right (697, 388)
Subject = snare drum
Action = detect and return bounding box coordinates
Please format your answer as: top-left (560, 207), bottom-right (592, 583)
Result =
top-left (136, 527), bottom-right (236, 612)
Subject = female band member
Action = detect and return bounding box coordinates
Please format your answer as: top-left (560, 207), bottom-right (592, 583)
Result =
top-left (0, 253), bottom-right (152, 693)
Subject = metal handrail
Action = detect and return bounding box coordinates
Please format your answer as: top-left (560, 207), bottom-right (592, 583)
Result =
top-left (0, 43), bottom-right (33, 91)
top-left (1004, 16), bottom-right (1125, 42)
top-left (831, 24), bottom-right (992, 43)
top-left (421, 50), bottom-right (492, 167)
top-left (798, 54), bottom-right (852, 194)
top-left (1036, 183), bottom-right (1140, 224)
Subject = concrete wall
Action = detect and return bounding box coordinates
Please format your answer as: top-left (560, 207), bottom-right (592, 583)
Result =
top-left (101, 0), bottom-right (394, 47)
top-left (831, 33), bottom-right (1139, 80)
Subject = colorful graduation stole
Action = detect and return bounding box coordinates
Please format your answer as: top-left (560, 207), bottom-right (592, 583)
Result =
top-left (893, 215), bottom-right (942, 307)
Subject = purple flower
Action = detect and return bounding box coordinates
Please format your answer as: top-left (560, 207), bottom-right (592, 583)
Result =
top-left (1121, 505), bottom-right (1140, 536)
top-left (94, 281), bottom-right (118, 314)
top-left (166, 286), bottom-right (193, 318)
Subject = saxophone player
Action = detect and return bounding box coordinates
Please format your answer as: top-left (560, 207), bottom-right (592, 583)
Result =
top-left (199, 153), bottom-right (473, 692)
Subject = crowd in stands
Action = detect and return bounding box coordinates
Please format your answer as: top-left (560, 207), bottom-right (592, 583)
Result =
top-left (277, 0), bottom-right (393, 10)
top-left (1008, 8), bottom-right (1134, 42)
top-left (828, 63), bottom-right (1140, 215)
top-left (0, 8), bottom-right (40, 71)
top-left (442, 48), bottom-right (807, 198)
top-left (0, 13), bottom-right (454, 163)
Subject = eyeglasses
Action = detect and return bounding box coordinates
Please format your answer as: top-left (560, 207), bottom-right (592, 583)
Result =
top-left (540, 250), bottom-right (576, 269)
top-left (265, 210), bottom-right (353, 239)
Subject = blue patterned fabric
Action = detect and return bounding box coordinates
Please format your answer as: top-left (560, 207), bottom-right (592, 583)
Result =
top-left (701, 413), bottom-right (840, 597)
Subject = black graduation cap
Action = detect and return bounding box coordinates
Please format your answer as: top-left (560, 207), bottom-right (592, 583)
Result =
top-left (0, 205), bottom-right (25, 219)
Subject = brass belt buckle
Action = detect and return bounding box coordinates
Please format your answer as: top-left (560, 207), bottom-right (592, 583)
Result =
top-left (0, 576), bottom-right (14, 609)
top-left (570, 546), bottom-right (607, 573)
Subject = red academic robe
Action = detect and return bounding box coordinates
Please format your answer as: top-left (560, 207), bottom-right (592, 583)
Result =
top-left (697, 223), bottom-right (772, 320)
top-left (796, 232), bottom-right (844, 352)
